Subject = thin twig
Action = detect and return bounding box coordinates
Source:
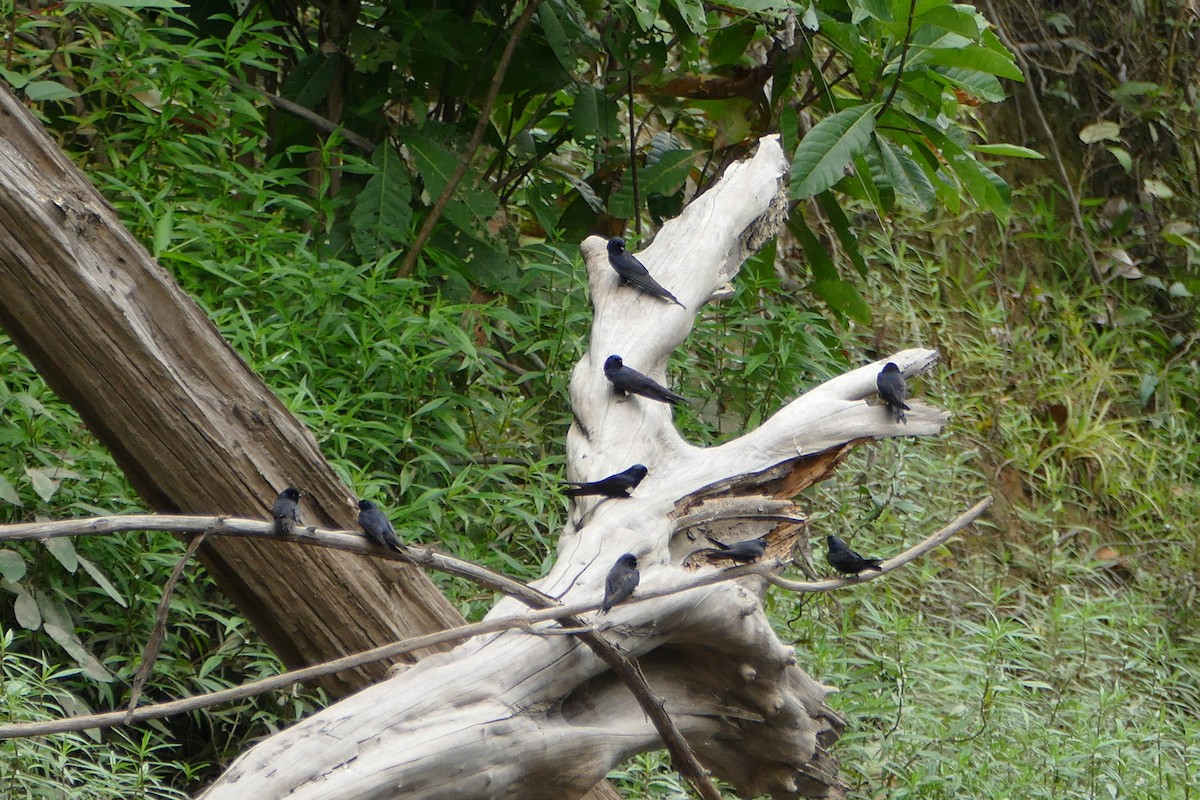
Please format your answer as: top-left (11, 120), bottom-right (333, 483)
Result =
top-left (876, 0), bottom-right (919, 120)
top-left (124, 531), bottom-right (206, 723)
top-left (397, 0), bottom-right (544, 277)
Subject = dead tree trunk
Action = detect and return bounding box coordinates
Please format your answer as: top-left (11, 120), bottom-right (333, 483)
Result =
top-left (198, 136), bottom-right (949, 799)
top-left (0, 86), bottom-right (462, 690)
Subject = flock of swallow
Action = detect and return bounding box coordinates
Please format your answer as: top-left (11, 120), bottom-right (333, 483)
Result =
top-left (270, 236), bottom-right (913, 615)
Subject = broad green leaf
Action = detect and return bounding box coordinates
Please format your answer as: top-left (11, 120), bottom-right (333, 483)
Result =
top-left (407, 131), bottom-right (498, 234)
top-left (24, 81), bottom-right (79, 102)
top-left (932, 66), bottom-right (1006, 103)
top-left (153, 207), bottom-right (174, 257)
top-left (810, 279), bottom-right (872, 324)
top-left (851, 0), bottom-right (892, 24)
top-left (571, 85), bottom-right (619, 141)
top-left (0, 550), bottom-right (26, 582)
top-left (608, 150), bottom-right (695, 218)
top-left (791, 104), bottom-right (878, 199)
top-left (710, 21), bottom-right (756, 66)
top-left (923, 45), bottom-right (1023, 81)
top-left (0, 474), bottom-right (21, 507)
top-left (664, 0), bottom-right (706, 34)
top-left (73, 0), bottom-right (185, 9)
top-left (44, 538), bottom-right (78, 573)
top-left (787, 215), bottom-right (837, 283)
top-left (24, 466), bottom-right (57, 502)
top-left (537, 3), bottom-right (575, 74)
top-left (913, 5), bottom-right (984, 37)
top-left (351, 144), bottom-right (413, 260)
top-left (971, 143), bottom-right (1044, 159)
top-left (78, 554), bottom-right (128, 608)
top-left (13, 586), bottom-right (41, 630)
top-left (1106, 146), bottom-right (1132, 173)
top-left (44, 622), bottom-right (114, 682)
top-left (876, 137), bottom-right (936, 212)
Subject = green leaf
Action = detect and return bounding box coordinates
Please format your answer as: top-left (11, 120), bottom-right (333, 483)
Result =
top-left (77, 554), bottom-right (128, 609)
top-left (811, 279), bottom-right (872, 324)
top-left (876, 137), bottom-right (936, 212)
top-left (0, 474), bottom-right (21, 507)
top-left (153, 206), bottom-right (174, 257)
top-left (12, 586), bottom-right (41, 630)
top-left (44, 623), bottom-right (114, 682)
top-left (971, 143), bottom-right (1044, 159)
top-left (608, 150), bottom-right (695, 218)
top-left (664, 0), bottom-right (706, 34)
top-left (817, 192), bottom-right (869, 279)
top-left (787, 215), bottom-right (837, 283)
top-left (932, 66), bottom-right (1006, 103)
top-left (24, 466), bottom-right (57, 502)
top-left (710, 21), bottom-right (756, 66)
top-left (1106, 146), bottom-right (1132, 173)
top-left (537, 3), bottom-right (575, 74)
top-left (1079, 121), bottom-right (1122, 143)
top-left (913, 5), bottom-right (984, 38)
top-left (0, 550), bottom-right (25, 582)
top-left (351, 144), bottom-right (413, 261)
top-left (44, 538), bottom-right (78, 573)
top-left (24, 81), bottom-right (79, 102)
top-left (407, 130), bottom-right (498, 234)
top-left (923, 45), bottom-right (1023, 81)
top-left (790, 104), bottom-right (879, 199)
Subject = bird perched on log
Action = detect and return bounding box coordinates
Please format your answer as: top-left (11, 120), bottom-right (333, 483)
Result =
top-left (358, 499), bottom-right (404, 551)
top-left (876, 362), bottom-right (910, 424)
top-left (602, 553), bottom-right (640, 613)
top-left (703, 534), bottom-right (768, 564)
top-left (271, 487), bottom-right (301, 536)
top-left (563, 464), bottom-right (648, 498)
top-left (607, 237), bottom-right (684, 307)
top-left (825, 534), bottom-right (883, 577)
top-left (604, 355), bottom-right (688, 405)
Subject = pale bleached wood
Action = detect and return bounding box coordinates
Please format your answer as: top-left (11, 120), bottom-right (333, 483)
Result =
top-left (197, 135), bottom-right (954, 800)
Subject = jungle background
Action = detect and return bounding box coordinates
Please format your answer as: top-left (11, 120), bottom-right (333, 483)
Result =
top-left (1, 0), bottom-right (1198, 797)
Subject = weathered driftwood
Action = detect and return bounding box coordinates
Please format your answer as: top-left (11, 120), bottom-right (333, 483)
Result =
top-left (199, 136), bottom-right (949, 800)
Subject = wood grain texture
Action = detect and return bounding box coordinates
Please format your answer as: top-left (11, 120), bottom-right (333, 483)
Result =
top-left (0, 86), bottom-right (467, 693)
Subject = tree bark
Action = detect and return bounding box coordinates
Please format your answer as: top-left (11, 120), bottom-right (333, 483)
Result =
top-left (198, 136), bottom-right (949, 799)
top-left (0, 86), bottom-right (464, 692)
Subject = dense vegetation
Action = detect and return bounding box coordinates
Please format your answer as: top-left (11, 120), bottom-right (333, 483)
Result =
top-left (1, 0), bottom-right (1198, 797)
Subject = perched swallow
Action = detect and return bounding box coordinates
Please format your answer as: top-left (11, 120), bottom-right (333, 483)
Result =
top-left (877, 362), bottom-right (910, 424)
top-left (825, 534), bottom-right (883, 576)
top-left (358, 499), bottom-right (403, 551)
top-left (704, 534), bottom-right (768, 564)
top-left (271, 487), bottom-right (301, 536)
top-left (604, 355), bottom-right (688, 405)
top-left (602, 553), bottom-right (640, 613)
top-left (563, 464), bottom-right (649, 498)
top-left (607, 237), bottom-right (684, 307)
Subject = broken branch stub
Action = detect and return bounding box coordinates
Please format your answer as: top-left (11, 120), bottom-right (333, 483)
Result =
top-left (200, 135), bottom-right (948, 800)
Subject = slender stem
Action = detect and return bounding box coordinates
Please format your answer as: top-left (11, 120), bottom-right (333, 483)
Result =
top-left (397, 0), bottom-right (544, 277)
top-left (876, 0), bottom-right (919, 121)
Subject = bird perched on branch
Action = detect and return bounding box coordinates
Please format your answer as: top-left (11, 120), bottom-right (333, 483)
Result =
top-left (825, 534), bottom-right (883, 577)
top-left (271, 487), bottom-right (301, 536)
top-left (876, 362), bottom-right (910, 424)
top-left (703, 534), bottom-right (768, 564)
top-left (602, 553), bottom-right (640, 613)
top-left (607, 237), bottom-right (684, 307)
top-left (563, 464), bottom-right (648, 498)
top-left (357, 499), bottom-right (404, 551)
top-left (604, 355), bottom-right (688, 405)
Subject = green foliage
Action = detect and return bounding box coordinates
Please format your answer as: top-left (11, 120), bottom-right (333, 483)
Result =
top-left (3, 1), bottom-right (1199, 799)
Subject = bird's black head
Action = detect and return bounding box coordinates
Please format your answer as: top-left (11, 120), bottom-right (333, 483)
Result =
top-left (825, 534), bottom-right (840, 547)
top-left (607, 237), bottom-right (626, 255)
top-left (630, 464), bottom-right (648, 479)
top-left (281, 487), bottom-right (300, 500)
top-left (618, 553), bottom-right (638, 568)
top-left (882, 362), bottom-right (900, 373)
top-left (357, 500), bottom-right (373, 511)
top-left (604, 355), bottom-right (623, 371)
